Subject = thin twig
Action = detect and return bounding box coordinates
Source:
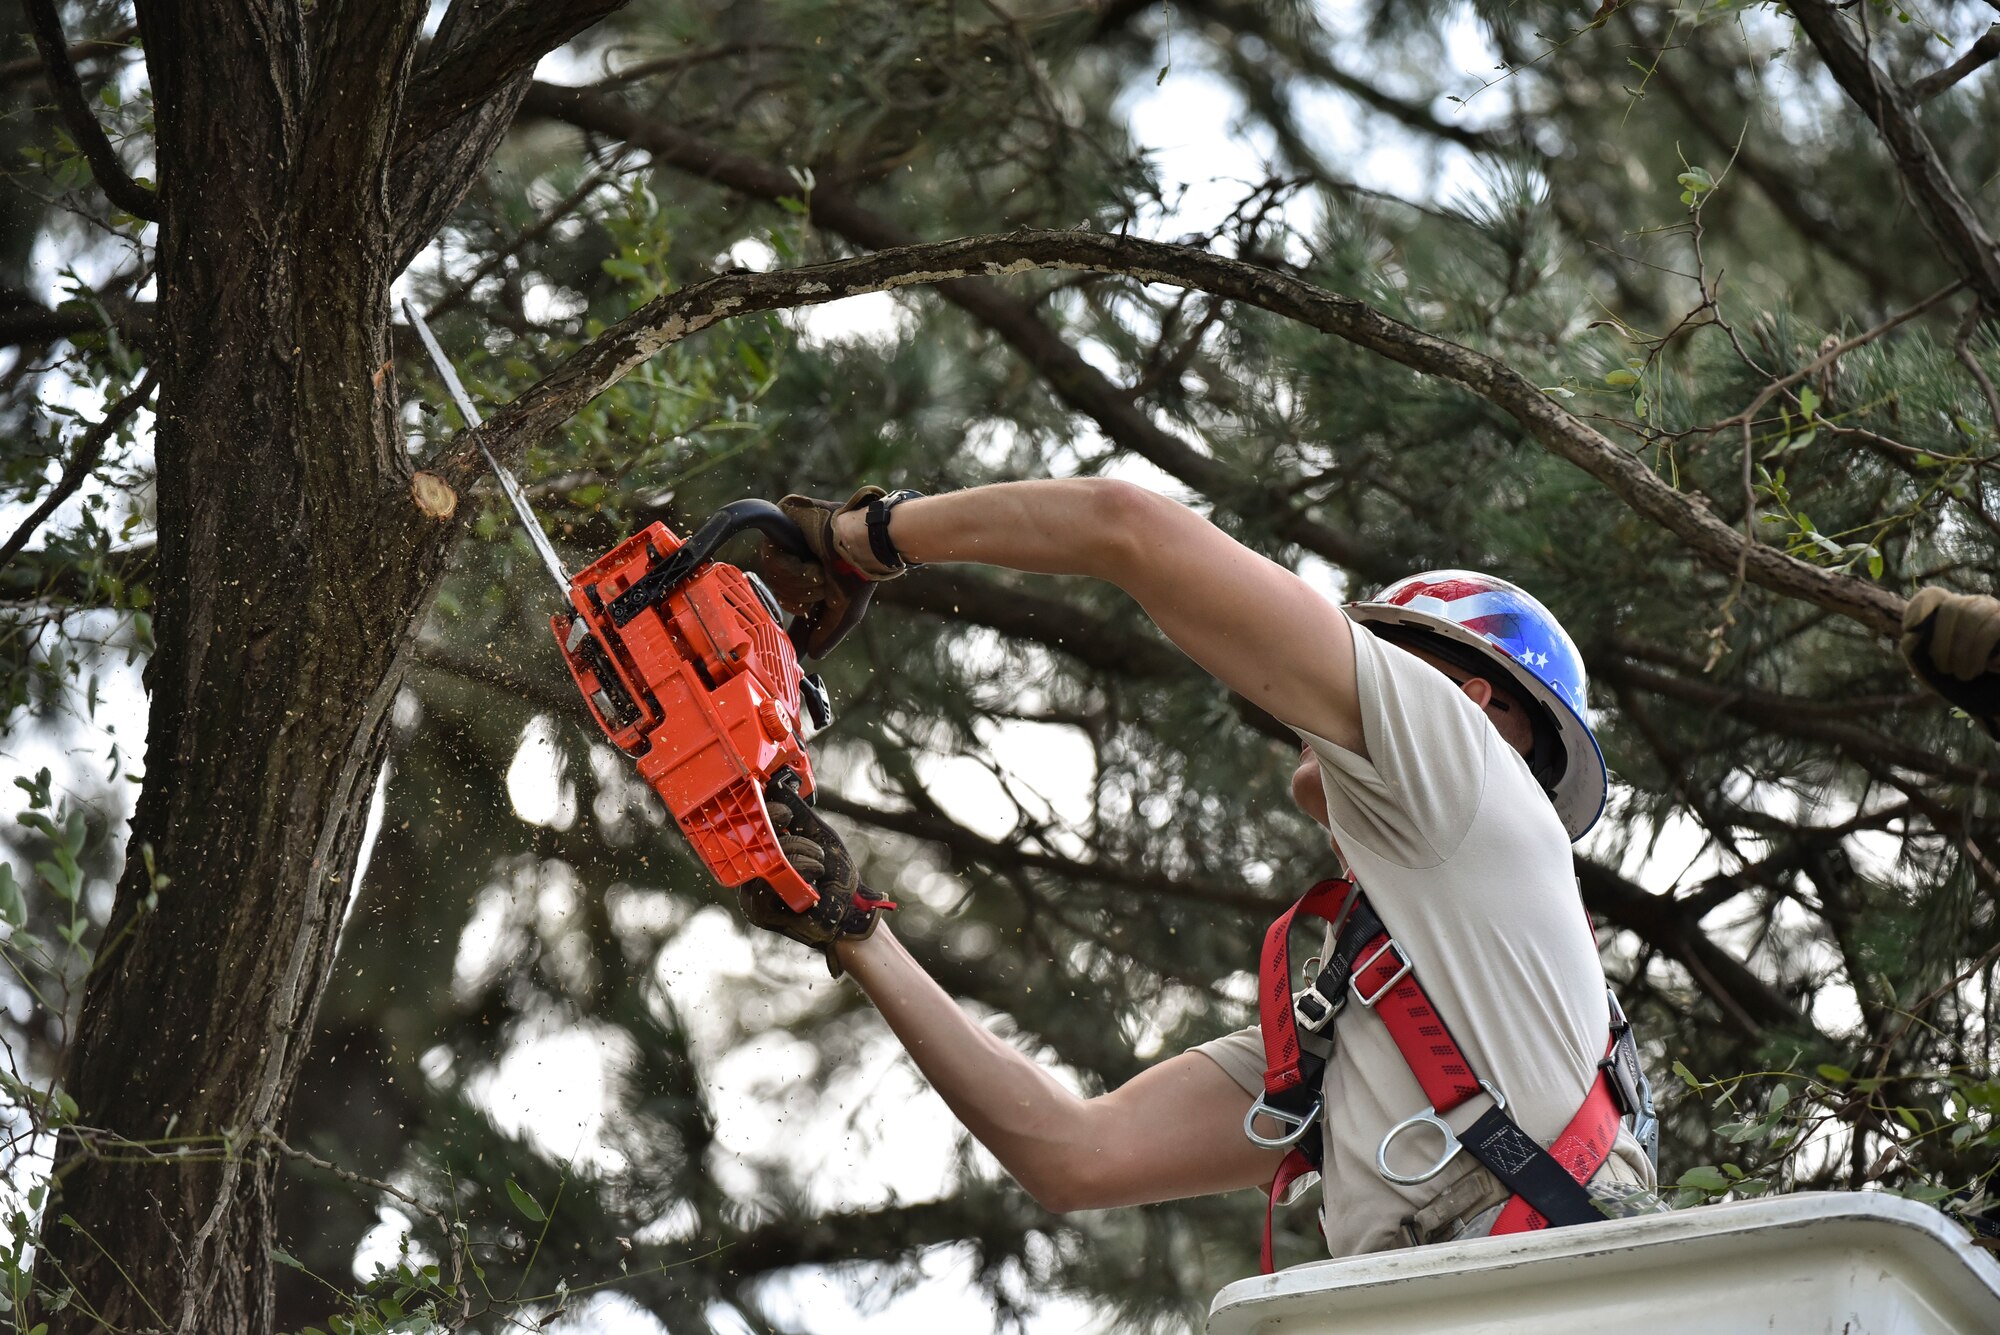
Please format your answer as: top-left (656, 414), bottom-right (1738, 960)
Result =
top-left (1955, 301), bottom-right (2000, 444)
top-left (0, 372), bottom-right (154, 571)
top-left (430, 159), bottom-right (632, 319)
top-left (1716, 281), bottom-right (1966, 436)
top-left (263, 1131), bottom-right (467, 1303)
top-left (1910, 25), bottom-right (2000, 103)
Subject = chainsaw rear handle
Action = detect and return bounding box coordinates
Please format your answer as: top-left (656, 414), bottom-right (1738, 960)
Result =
top-left (607, 499), bottom-right (813, 627)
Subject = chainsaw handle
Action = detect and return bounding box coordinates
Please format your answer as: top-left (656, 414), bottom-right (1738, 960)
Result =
top-left (608, 499), bottom-right (813, 626)
top-left (679, 498), bottom-right (813, 567)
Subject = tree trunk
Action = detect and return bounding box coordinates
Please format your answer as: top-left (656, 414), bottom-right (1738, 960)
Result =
top-left (37, 6), bottom-right (453, 1330)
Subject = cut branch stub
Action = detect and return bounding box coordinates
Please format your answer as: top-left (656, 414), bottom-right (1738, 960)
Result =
top-left (446, 228), bottom-right (1907, 641)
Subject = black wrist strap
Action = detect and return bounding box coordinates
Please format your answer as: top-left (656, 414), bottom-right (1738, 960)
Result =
top-left (866, 489), bottom-right (926, 571)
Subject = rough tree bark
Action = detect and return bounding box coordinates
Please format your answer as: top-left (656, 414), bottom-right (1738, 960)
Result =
top-left (37, 3), bottom-right (621, 1331)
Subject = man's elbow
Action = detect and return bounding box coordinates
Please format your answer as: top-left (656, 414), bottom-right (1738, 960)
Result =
top-left (1073, 478), bottom-right (1179, 582)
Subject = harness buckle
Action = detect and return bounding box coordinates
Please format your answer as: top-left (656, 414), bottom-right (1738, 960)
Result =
top-left (1243, 1092), bottom-right (1323, 1150)
top-left (1350, 938), bottom-right (1413, 1008)
top-left (1375, 1080), bottom-right (1505, 1186)
top-left (1293, 979), bottom-right (1345, 1033)
top-left (1603, 989), bottom-right (1661, 1168)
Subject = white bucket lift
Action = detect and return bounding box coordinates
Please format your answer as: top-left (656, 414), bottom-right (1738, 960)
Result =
top-left (1208, 1192), bottom-right (2000, 1335)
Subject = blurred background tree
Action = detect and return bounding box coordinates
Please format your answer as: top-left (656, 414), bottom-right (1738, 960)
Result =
top-left (2, 0), bottom-right (1998, 1330)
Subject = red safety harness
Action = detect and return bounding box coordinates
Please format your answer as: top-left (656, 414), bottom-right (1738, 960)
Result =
top-left (1249, 877), bottom-right (1644, 1273)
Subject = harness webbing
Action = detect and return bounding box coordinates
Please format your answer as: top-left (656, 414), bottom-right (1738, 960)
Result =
top-left (1253, 877), bottom-right (1621, 1272)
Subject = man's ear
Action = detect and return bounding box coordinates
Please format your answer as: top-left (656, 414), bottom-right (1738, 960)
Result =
top-left (1457, 675), bottom-right (1495, 708)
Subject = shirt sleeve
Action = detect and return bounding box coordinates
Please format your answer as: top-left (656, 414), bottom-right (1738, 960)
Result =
top-left (1295, 613), bottom-right (1496, 869)
top-left (1188, 1025), bottom-right (1265, 1097)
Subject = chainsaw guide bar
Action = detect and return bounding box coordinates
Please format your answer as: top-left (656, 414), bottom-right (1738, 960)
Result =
top-left (404, 301), bottom-right (829, 912)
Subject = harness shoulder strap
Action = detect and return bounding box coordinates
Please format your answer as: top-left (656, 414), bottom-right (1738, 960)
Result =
top-left (1252, 879), bottom-right (1626, 1271)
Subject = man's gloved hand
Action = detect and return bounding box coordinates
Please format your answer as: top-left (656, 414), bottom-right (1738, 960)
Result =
top-left (761, 487), bottom-right (904, 659)
top-left (1901, 586), bottom-right (2000, 737)
top-left (740, 785), bottom-right (895, 975)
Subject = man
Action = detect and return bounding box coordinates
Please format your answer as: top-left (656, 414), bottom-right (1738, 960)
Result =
top-left (746, 477), bottom-right (1657, 1260)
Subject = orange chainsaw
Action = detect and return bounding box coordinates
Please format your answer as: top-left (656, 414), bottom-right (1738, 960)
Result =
top-left (406, 302), bottom-right (831, 912)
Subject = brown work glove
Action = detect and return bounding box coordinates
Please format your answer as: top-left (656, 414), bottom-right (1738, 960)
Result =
top-left (761, 487), bottom-right (904, 659)
top-left (739, 785), bottom-right (895, 976)
top-left (1900, 586), bottom-right (2000, 738)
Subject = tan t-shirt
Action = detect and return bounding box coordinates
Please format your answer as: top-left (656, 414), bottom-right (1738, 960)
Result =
top-left (1192, 614), bottom-right (1654, 1257)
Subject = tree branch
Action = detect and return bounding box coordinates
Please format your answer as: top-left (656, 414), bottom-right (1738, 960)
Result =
top-left (401, 1), bottom-right (627, 139)
top-left (388, 2), bottom-right (626, 269)
top-left (814, 791), bottom-right (1287, 916)
top-left (1575, 856), bottom-right (1809, 1036)
top-left (1789, 0), bottom-right (2000, 311)
top-left (876, 569), bottom-right (1189, 681)
top-left (444, 224), bottom-right (1908, 639)
top-left (1599, 655), bottom-right (1993, 787)
top-left (1648, 47), bottom-right (1903, 300)
top-left (1910, 24), bottom-right (2000, 103)
top-left (1184, 0), bottom-right (1507, 154)
top-left (25, 0), bottom-right (158, 221)
top-left (520, 84), bottom-right (1385, 577)
top-left (0, 22), bottom-right (134, 92)
top-left (0, 373), bottom-right (154, 571)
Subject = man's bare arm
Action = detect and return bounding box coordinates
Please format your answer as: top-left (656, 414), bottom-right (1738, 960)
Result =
top-left (833, 478), bottom-right (1366, 752)
top-left (834, 924), bottom-right (1284, 1211)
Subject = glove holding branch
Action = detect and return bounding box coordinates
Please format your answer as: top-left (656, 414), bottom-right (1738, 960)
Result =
top-left (740, 784), bottom-right (896, 975)
top-left (1901, 586), bottom-right (2000, 738)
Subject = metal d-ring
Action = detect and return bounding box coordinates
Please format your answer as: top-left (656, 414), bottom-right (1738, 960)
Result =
top-left (1375, 1081), bottom-right (1506, 1186)
top-left (1243, 1093), bottom-right (1323, 1150)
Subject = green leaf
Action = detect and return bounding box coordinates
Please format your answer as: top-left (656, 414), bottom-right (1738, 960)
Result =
top-left (1672, 1059), bottom-right (1701, 1089)
top-left (1604, 368), bottom-right (1640, 387)
top-left (1816, 1063), bottom-right (1851, 1084)
top-left (1678, 1165), bottom-right (1731, 1193)
top-left (0, 863), bottom-right (24, 928)
top-left (36, 860), bottom-right (78, 904)
top-left (1768, 1083), bottom-right (1791, 1116)
top-left (505, 1178), bottom-right (546, 1223)
top-left (736, 340), bottom-right (770, 380)
top-left (272, 1246), bottom-right (305, 1271)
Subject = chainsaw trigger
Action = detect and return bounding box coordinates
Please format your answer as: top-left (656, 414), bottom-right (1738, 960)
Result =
top-left (801, 673), bottom-right (832, 730)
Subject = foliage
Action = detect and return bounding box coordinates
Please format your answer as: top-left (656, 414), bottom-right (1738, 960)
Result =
top-left (2, 0), bottom-right (2000, 1330)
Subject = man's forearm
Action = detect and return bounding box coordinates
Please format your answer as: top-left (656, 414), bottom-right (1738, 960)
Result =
top-left (831, 924), bottom-right (1285, 1211)
top-left (832, 478), bottom-right (1137, 580)
top-left (832, 924), bottom-right (1095, 1210)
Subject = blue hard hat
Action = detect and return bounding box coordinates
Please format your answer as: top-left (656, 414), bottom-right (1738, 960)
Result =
top-left (1348, 570), bottom-right (1607, 840)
